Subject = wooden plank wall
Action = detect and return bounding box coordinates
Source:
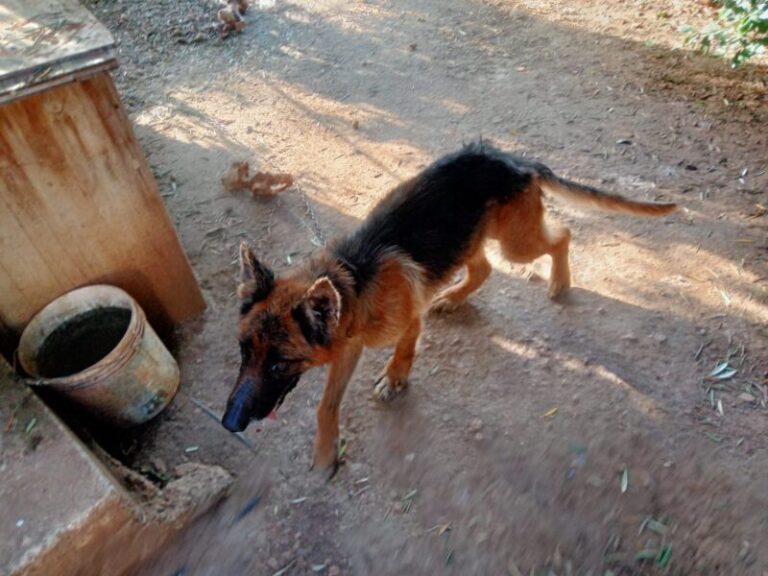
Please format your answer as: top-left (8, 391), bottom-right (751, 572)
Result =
top-left (0, 72), bottom-right (205, 356)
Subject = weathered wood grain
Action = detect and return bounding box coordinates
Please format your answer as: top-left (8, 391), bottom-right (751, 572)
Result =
top-left (0, 72), bottom-right (205, 347)
top-left (0, 0), bottom-right (116, 104)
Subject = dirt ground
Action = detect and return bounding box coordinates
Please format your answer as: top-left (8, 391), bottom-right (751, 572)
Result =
top-left (83, 0), bottom-right (768, 574)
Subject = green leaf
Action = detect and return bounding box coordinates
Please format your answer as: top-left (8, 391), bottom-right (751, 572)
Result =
top-left (657, 545), bottom-right (673, 568)
top-left (635, 549), bottom-right (657, 561)
top-left (706, 432), bottom-right (723, 443)
top-left (647, 519), bottom-right (668, 535)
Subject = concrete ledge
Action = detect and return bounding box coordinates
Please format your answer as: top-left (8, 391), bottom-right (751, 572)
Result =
top-left (0, 359), bottom-right (231, 576)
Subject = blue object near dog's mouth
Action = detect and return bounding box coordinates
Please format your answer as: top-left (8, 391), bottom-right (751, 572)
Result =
top-left (221, 375), bottom-right (260, 432)
top-left (221, 407), bottom-right (249, 432)
top-left (221, 374), bottom-right (299, 432)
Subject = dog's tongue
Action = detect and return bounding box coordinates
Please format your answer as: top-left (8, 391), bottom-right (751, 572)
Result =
top-left (267, 408), bottom-right (278, 420)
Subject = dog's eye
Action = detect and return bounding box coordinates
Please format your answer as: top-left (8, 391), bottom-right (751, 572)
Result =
top-left (269, 361), bottom-right (291, 376)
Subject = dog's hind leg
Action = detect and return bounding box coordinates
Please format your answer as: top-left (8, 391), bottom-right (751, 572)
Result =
top-left (374, 316), bottom-right (422, 402)
top-left (494, 191), bottom-right (572, 298)
top-left (430, 248), bottom-right (492, 313)
top-left (543, 223), bottom-right (571, 298)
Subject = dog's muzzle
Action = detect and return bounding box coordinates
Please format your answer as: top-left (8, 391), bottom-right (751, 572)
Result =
top-left (222, 376), bottom-right (258, 432)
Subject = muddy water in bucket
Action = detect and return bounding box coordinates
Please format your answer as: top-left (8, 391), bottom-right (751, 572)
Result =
top-left (18, 285), bottom-right (180, 427)
top-left (36, 307), bottom-right (132, 378)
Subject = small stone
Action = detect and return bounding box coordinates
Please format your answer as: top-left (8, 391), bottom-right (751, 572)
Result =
top-left (150, 457), bottom-right (168, 476)
top-left (328, 565), bottom-right (340, 576)
top-left (474, 432), bottom-right (484, 442)
top-left (738, 393), bottom-right (756, 403)
top-left (654, 333), bottom-right (668, 344)
top-left (405, 452), bottom-right (416, 463)
top-left (267, 558), bottom-right (279, 570)
top-left (352, 120), bottom-right (360, 130)
top-left (469, 418), bottom-right (483, 433)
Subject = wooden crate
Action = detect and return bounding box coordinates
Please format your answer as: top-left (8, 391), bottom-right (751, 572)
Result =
top-left (0, 1), bottom-right (204, 359)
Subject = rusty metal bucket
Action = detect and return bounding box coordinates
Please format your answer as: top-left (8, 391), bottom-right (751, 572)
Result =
top-left (17, 285), bottom-right (179, 427)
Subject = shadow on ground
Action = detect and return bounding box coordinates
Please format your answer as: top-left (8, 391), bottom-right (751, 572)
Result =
top-left (72, 0), bottom-right (768, 573)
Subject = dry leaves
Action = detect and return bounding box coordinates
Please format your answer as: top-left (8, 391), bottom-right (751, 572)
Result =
top-left (218, 0), bottom-right (249, 37)
top-left (222, 161), bottom-right (294, 197)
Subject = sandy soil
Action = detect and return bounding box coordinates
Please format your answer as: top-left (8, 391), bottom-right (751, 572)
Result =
top-left (83, 0), bottom-right (768, 574)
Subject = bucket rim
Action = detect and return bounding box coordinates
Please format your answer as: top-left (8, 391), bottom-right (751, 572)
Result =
top-left (18, 284), bottom-right (145, 390)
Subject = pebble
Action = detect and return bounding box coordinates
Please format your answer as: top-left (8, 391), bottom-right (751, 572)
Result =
top-left (469, 418), bottom-right (483, 433)
top-left (738, 393), bottom-right (756, 403)
top-left (150, 457), bottom-right (168, 476)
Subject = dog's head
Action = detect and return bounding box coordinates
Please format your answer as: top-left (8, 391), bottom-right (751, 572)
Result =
top-left (221, 242), bottom-right (342, 432)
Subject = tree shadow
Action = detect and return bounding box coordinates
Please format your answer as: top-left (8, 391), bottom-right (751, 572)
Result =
top-left (111, 0), bottom-right (767, 300)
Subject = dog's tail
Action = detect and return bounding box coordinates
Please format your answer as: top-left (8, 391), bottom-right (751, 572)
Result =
top-left (538, 172), bottom-right (677, 217)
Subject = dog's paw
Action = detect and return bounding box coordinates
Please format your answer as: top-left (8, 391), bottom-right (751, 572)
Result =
top-left (311, 437), bottom-right (340, 481)
top-left (429, 295), bottom-right (462, 314)
top-left (547, 278), bottom-right (571, 299)
top-left (374, 374), bottom-right (409, 402)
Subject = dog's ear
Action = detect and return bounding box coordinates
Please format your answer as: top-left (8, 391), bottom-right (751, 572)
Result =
top-left (238, 241), bottom-right (274, 314)
top-left (292, 277), bottom-right (341, 346)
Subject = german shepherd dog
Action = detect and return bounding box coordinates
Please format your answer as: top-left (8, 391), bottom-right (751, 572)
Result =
top-left (222, 142), bottom-right (675, 475)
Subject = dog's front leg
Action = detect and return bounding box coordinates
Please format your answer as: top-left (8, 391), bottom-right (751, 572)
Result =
top-left (312, 339), bottom-right (363, 477)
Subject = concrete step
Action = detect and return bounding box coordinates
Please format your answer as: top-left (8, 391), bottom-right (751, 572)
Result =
top-left (0, 358), bottom-right (231, 576)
